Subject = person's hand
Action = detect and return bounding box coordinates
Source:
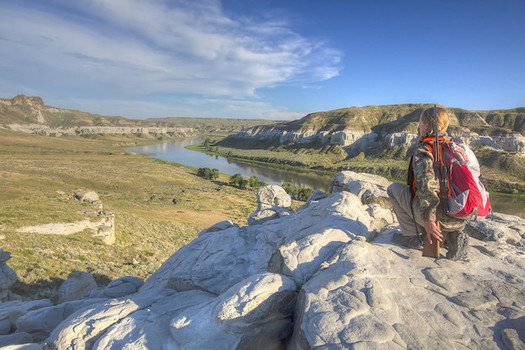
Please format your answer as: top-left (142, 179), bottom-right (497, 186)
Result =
top-left (423, 221), bottom-right (443, 244)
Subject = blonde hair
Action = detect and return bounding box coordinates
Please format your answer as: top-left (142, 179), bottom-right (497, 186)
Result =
top-left (421, 107), bottom-right (449, 133)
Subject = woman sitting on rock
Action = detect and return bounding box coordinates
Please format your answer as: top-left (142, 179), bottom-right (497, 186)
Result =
top-left (387, 107), bottom-right (468, 260)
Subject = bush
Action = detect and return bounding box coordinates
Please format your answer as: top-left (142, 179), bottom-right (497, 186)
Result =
top-left (248, 175), bottom-right (267, 190)
top-left (281, 182), bottom-right (313, 201)
top-left (229, 173), bottom-right (244, 187)
top-left (197, 167), bottom-right (219, 180)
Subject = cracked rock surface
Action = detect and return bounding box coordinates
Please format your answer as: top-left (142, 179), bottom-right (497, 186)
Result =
top-left (2, 171), bottom-right (524, 349)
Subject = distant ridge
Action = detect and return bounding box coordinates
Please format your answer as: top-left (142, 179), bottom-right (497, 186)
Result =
top-left (0, 95), bottom-right (277, 135)
top-left (265, 103), bottom-right (525, 136)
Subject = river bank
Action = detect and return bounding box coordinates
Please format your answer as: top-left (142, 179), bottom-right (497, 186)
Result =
top-left (182, 140), bottom-right (525, 218)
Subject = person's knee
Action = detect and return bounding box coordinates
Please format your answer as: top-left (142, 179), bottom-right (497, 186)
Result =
top-left (387, 182), bottom-right (403, 199)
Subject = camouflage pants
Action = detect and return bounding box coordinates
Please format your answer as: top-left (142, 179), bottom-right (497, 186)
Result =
top-left (387, 182), bottom-right (468, 260)
top-left (387, 182), bottom-right (425, 237)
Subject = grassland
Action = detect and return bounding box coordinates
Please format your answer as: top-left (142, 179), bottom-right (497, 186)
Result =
top-left (0, 129), bottom-right (259, 299)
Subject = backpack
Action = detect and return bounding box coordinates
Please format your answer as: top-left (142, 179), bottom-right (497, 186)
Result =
top-left (419, 137), bottom-right (491, 219)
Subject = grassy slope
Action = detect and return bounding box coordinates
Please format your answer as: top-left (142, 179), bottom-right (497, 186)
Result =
top-left (0, 129), bottom-right (257, 298)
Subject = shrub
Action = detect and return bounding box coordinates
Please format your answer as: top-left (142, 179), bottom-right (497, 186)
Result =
top-left (248, 176), bottom-right (267, 190)
top-left (281, 182), bottom-right (313, 201)
top-left (197, 167), bottom-right (219, 180)
top-left (229, 173), bottom-right (244, 187)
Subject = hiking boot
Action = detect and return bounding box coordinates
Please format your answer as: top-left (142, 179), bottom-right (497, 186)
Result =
top-left (393, 233), bottom-right (423, 249)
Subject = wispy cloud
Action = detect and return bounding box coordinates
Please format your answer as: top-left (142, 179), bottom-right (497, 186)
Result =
top-left (0, 0), bottom-right (341, 118)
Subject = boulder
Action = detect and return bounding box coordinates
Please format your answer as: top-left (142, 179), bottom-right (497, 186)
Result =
top-left (9, 172), bottom-right (524, 349)
top-left (465, 213), bottom-right (525, 244)
top-left (288, 228), bottom-right (525, 349)
top-left (102, 276), bottom-right (144, 298)
top-left (0, 344), bottom-right (42, 350)
top-left (45, 294), bottom-right (164, 349)
top-left (89, 290), bottom-right (212, 349)
top-left (15, 298), bottom-right (108, 342)
top-left (0, 249), bottom-right (18, 301)
top-left (198, 220), bottom-right (239, 237)
top-left (57, 271), bottom-right (97, 304)
top-left (141, 225), bottom-right (270, 296)
top-left (168, 273), bottom-right (296, 349)
top-left (0, 332), bottom-right (33, 347)
top-left (0, 300), bottom-right (52, 335)
top-left (73, 190), bottom-right (99, 203)
top-left (248, 185), bottom-right (293, 225)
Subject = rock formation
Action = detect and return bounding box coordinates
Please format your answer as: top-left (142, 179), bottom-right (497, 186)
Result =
top-left (230, 125), bottom-right (525, 155)
top-left (247, 185), bottom-right (294, 225)
top-left (17, 190), bottom-right (115, 245)
top-left (1, 172), bottom-right (524, 349)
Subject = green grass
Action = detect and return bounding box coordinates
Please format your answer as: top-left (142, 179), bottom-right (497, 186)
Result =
top-left (0, 129), bottom-right (258, 298)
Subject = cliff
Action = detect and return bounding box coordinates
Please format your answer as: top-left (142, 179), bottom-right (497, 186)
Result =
top-left (1, 172), bottom-right (524, 349)
top-left (223, 104), bottom-right (525, 155)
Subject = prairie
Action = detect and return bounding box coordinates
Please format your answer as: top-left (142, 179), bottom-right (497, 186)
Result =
top-left (0, 129), bottom-right (257, 298)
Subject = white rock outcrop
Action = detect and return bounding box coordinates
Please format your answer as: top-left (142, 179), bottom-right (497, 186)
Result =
top-left (16, 190), bottom-right (115, 245)
top-left (1, 172), bottom-right (524, 349)
top-left (57, 271), bottom-right (97, 304)
top-left (247, 185), bottom-right (294, 225)
top-left (233, 125), bottom-right (525, 155)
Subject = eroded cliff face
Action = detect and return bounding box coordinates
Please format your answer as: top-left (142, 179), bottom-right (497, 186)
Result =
top-left (231, 125), bottom-right (525, 154)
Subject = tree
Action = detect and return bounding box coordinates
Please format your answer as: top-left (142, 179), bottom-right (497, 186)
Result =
top-left (229, 173), bottom-right (243, 187)
top-left (203, 138), bottom-right (212, 149)
top-left (197, 167), bottom-right (213, 180)
top-left (211, 168), bottom-right (219, 180)
top-left (297, 187), bottom-right (314, 201)
top-left (239, 179), bottom-right (249, 189)
top-left (281, 182), bottom-right (297, 198)
top-left (248, 175), bottom-right (265, 190)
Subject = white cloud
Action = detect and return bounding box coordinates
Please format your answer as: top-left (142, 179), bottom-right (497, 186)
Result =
top-left (0, 0), bottom-right (341, 118)
top-left (51, 96), bottom-right (305, 120)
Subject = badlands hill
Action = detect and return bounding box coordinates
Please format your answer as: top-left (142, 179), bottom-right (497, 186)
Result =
top-left (0, 95), bottom-right (275, 136)
top-left (1, 172), bottom-right (524, 349)
top-left (218, 104), bottom-right (525, 192)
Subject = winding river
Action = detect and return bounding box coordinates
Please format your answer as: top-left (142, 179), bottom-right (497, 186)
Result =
top-left (127, 138), bottom-right (525, 219)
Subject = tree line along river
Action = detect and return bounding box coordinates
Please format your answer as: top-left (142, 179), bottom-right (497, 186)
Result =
top-left (127, 138), bottom-right (525, 219)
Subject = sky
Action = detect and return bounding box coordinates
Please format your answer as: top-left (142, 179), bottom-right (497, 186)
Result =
top-left (1, 0), bottom-right (524, 120)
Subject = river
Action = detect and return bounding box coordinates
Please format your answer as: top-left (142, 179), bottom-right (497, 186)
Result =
top-left (127, 138), bottom-right (525, 219)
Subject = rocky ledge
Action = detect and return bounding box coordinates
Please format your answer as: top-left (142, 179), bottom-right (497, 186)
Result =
top-left (1, 171), bottom-right (524, 349)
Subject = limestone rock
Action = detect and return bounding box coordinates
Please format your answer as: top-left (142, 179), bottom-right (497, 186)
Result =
top-left (102, 276), bottom-right (144, 298)
top-left (0, 332), bottom-right (33, 347)
top-left (8, 172), bottom-right (524, 349)
top-left (465, 213), bottom-right (524, 244)
top-left (73, 190), bottom-right (99, 204)
top-left (45, 294), bottom-right (163, 349)
top-left (0, 249), bottom-right (18, 301)
top-left (248, 185), bottom-right (293, 225)
top-left (15, 298), bottom-right (108, 342)
top-left (198, 220), bottom-right (239, 237)
top-left (169, 273), bottom-right (296, 349)
top-left (289, 229), bottom-right (525, 349)
top-left (0, 343), bottom-right (42, 350)
top-left (57, 271), bottom-right (97, 304)
top-left (0, 300), bottom-right (52, 336)
top-left (92, 290), bottom-right (214, 349)
top-left (141, 225), bottom-right (270, 295)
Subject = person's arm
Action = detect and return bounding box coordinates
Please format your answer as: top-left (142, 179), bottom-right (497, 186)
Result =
top-left (413, 145), bottom-right (443, 244)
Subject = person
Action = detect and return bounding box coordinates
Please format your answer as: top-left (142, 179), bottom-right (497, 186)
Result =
top-left (387, 107), bottom-right (468, 260)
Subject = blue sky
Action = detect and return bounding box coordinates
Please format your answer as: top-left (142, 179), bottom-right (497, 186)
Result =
top-left (1, 0), bottom-right (524, 120)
